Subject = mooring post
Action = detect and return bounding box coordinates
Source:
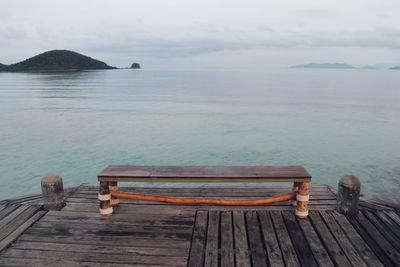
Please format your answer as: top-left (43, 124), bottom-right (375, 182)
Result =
top-left (41, 173), bottom-right (65, 210)
top-left (336, 175), bottom-right (361, 216)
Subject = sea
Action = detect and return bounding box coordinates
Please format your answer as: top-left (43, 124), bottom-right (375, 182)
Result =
top-left (0, 68), bottom-right (399, 202)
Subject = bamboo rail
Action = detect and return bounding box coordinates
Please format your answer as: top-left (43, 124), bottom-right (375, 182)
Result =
top-left (110, 191), bottom-right (296, 206)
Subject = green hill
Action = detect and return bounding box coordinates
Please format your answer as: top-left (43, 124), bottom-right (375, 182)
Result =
top-left (3, 50), bottom-right (115, 72)
top-left (0, 63), bottom-right (7, 71)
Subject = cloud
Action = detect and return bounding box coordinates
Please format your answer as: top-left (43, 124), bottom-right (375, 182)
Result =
top-left (0, 0), bottom-right (400, 67)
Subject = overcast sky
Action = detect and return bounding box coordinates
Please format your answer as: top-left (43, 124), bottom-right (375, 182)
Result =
top-left (1, 0), bottom-right (400, 69)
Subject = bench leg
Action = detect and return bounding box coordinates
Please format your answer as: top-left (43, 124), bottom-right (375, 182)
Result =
top-left (99, 181), bottom-right (113, 216)
top-left (291, 182), bottom-right (299, 207)
top-left (109, 181), bottom-right (119, 207)
top-left (296, 182), bottom-right (310, 219)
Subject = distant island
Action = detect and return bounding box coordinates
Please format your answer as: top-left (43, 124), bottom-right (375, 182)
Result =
top-left (390, 66), bottom-right (400, 70)
top-left (0, 50), bottom-right (116, 72)
top-left (291, 63), bottom-right (356, 69)
top-left (130, 63), bottom-right (141, 69)
top-left (0, 63), bottom-right (6, 71)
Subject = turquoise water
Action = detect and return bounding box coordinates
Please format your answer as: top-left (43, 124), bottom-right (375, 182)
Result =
top-left (0, 69), bottom-right (399, 202)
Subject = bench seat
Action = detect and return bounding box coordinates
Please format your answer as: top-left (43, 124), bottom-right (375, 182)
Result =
top-left (97, 165), bottom-right (312, 218)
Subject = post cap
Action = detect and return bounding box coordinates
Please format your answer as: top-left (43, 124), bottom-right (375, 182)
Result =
top-left (42, 173), bottom-right (62, 184)
top-left (339, 175), bottom-right (361, 188)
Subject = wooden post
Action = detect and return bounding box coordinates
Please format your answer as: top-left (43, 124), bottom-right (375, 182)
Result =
top-left (41, 173), bottom-right (65, 210)
top-left (99, 181), bottom-right (113, 216)
top-left (291, 182), bottom-right (299, 207)
top-left (337, 175), bottom-right (360, 216)
top-left (296, 182), bottom-right (310, 219)
top-left (109, 181), bottom-right (119, 206)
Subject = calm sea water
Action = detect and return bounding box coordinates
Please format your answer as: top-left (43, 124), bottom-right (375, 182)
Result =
top-left (0, 69), bottom-right (399, 202)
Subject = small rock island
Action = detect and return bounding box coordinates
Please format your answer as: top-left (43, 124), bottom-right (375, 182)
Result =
top-left (130, 63), bottom-right (141, 69)
top-left (0, 50), bottom-right (116, 72)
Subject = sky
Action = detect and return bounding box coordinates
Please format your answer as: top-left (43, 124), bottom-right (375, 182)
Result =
top-left (1, 0), bottom-right (400, 69)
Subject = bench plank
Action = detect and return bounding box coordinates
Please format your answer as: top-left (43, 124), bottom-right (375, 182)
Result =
top-left (98, 165), bottom-right (312, 182)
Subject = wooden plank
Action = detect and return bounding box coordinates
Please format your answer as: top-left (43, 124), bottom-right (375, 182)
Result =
top-left (281, 211), bottom-right (318, 267)
top-left (270, 211), bottom-right (300, 267)
top-left (10, 241), bottom-right (188, 256)
top-left (359, 200), bottom-right (392, 211)
top-left (0, 205), bottom-right (21, 221)
top-left (347, 215), bottom-right (395, 267)
top-left (40, 216), bottom-right (194, 229)
top-left (79, 188), bottom-right (331, 197)
top-left (308, 211), bottom-right (352, 266)
top-left (0, 205), bottom-right (42, 241)
top-left (331, 211), bottom-right (384, 267)
top-left (0, 211), bottom-right (46, 251)
top-left (362, 211), bottom-right (400, 251)
top-left (354, 212), bottom-right (400, 265)
top-left (297, 215), bottom-right (334, 267)
top-left (46, 210), bottom-right (195, 223)
top-left (26, 225), bottom-right (192, 241)
top-left (18, 233), bottom-right (190, 249)
top-left (83, 184), bottom-right (330, 189)
top-left (385, 210), bottom-right (400, 225)
top-left (0, 258), bottom-right (177, 267)
top-left (257, 211), bottom-right (284, 267)
top-left (319, 212), bottom-right (367, 267)
top-left (0, 206), bottom-right (29, 230)
top-left (245, 211), bottom-right (267, 267)
top-left (75, 188), bottom-right (331, 195)
top-left (220, 211), bottom-right (234, 267)
top-left (374, 211), bottom-right (400, 240)
top-left (198, 205), bottom-right (336, 211)
top-left (204, 211), bottom-right (219, 267)
top-left (3, 193), bottom-right (41, 203)
top-left (0, 249), bottom-right (187, 266)
top-left (366, 199), bottom-right (400, 210)
top-left (0, 204), bottom-right (7, 212)
top-left (188, 211), bottom-right (208, 267)
top-left (76, 185), bottom-right (332, 195)
top-left (32, 221), bottom-right (193, 234)
top-left (98, 165), bottom-right (312, 182)
top-left (81, 183), bottom-right (330, 189)
top-left (232, 211), bottom-right (251, 267)
top-left (62, 202), bottom-right (196, 215)
top-left (100, 177), bottom-right (312, 183)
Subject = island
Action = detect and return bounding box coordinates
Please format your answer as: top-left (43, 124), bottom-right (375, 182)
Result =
top-left (390, 66), bottom-right (400, 70)
top-left (291, 63), bottom-right (356, 69)
top-left (0, 50), bottom-right (116, 72)
top-left (130, 63), bottom-right (141, 69)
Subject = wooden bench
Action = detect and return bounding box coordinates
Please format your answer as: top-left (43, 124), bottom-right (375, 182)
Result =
top-left (97, 165), bottom-right (312, 218)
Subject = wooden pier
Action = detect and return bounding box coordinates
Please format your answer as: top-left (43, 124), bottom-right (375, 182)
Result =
top-left (0, 184), bottom-right (399, 266)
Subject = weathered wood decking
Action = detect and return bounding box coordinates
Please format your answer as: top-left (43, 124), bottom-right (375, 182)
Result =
top-left (0, 184), bottom-right (399, 266)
